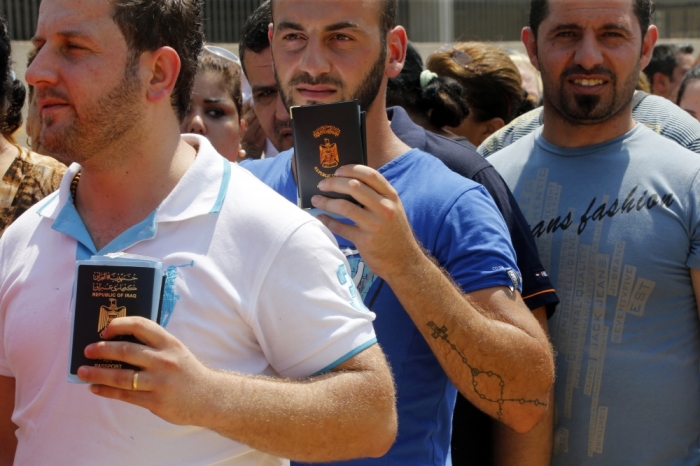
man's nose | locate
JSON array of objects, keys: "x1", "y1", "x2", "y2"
[
  {"x1": 26, "y1": 46, "x2": 59, "y2": 88},
  {"x1": 298, "y1": 37, "x2": 332, "y2": 78},
  {"x1": 274, "y1": 92, "x2": 290, "y2": 121},
  {"x1": 574, "y1": 30, "x2": 605, "y2": 70}
]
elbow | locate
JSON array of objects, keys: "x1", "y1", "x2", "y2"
[
  {"x1": 506, "y1": 351, "x2": 555, "y2": 434},
  {"x1": 364, "y1": 410, "x2": 398, "y2": 457}
]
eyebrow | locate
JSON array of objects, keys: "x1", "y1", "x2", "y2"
[
  {"x1": 203, "y1": 98, "x2": 227, "y2": 104},
  {"x1": 276, "y1": 21, "x2": 305, "y2": 32},
  {"x1": 549, "y1": 22, "x2": 632, "y2": 34},
  {"x1": 31, "y1": 30, "x2": 97, "y2": 45},
  {"x1": 324, "y1": 21, "x2": 361, "y2": 32},
  {"x1": 252, "y1": 85, "x2": 278, "y2": 93},
  {"x1": 275, "y1": 20, "x2": 361, "y2": 33}
]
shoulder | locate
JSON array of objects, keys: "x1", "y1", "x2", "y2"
[
  {"x1": 633, "y1": 94, "x2": 700, "y2": 154},
  {"x1": 16, "y1": 149, "x2": 67, "y2": 191},
  {"x1": 486, "y1": 129, "x2": 540, "y2": 172},
  {"x1": 479, "y1": 107, "x2": 544, "y2": 157},
  {"x1": 422, "y1": 132, "x2": 492, "y2": 179},
  {"x1": 387, "y1": 148, "x2": 484, "y2": 195},
  {"x1": 240, "y1": 151, "x2": 292, "y2": 180},
  {"x1": 221, "y1": 162, "x2": 318, "y2": 240}
]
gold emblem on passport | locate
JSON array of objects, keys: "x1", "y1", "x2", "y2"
[
  {"x1": 320, "y1": 138, "x2": 339, "y2": 168},
  {"x1": 98, "y1": 298, "x2": 127, "y2": 333},
  {"x1": 313, "y1": 125, "x2": 342, "y2": 178}
]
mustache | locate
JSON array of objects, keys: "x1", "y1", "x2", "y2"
[
  {"x1": 35, "y1": 87, "x2": 70, "y2": 102},
  {"x1": 561, "y1": 65, "x2": 615, "y2": 80},
  {"x1": 288, "y1": 72, "x2": 344, "y2": 89},
  {"x1": 274, "y1": 118, "x2": 291, "y2": 133}
]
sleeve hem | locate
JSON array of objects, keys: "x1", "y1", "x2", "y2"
[{"x1": 312, "y1": 338, "x2": 378, "y2": 376}]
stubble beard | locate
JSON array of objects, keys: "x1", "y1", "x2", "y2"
[
  {"x1": 542, "y1": 59, "x2": 639, "y2": 126},
  {"x1": 41, "y1": 59, "x2": 146, "y2": 167},
  {"x1": 275, "y1": 44, "x2": 387, "y2": 113}
]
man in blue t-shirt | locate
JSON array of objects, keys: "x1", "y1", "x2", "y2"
[
  {"x1": 489, "y1": 0, "x2": 700, "y2": 464},
  {"x1": 242, "y1": 1, "x2": 556, "y2": 464}
]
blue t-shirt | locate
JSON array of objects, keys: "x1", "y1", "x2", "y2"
[
  {"x1": 243, "y1": 148, "x2": 520, "y2": 465},
  {"x1": 490, "y1": 125, "x2": 700, "y2": 466}
]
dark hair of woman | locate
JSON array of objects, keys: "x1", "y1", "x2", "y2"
[
  {"x1": 386, "y1": 42, "x2": 469, "y2": 131},
  {"x1": 0, "y1": 17, "x2": 25, "y2": 142},
  {"x1": 427, "y1": 42, "x2": 534, "y2": 125}
]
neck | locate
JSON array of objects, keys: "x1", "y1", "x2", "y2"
[
  {"x1": 540, "y1": 100, "x2": 636, "y2": 148},
  {"x1": 404, "y1": 108, "x2": 456, "y2": 140},
  {"x1": 364, "y1": 101, "x2": 411, "y2": 169},
  {"x1": 74, "y1": 119, "x2": 196, "y2": 251}
]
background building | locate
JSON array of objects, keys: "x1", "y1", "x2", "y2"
[{"x1": 3, "y1": 0, "x2": 699, "y2": 43}]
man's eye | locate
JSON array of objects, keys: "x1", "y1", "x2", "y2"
[
  {"x1": 206, "y1": 109, "x2": 225, "y2": 118},
  {"x1": 332, "y1": 34, "x2": 352, "y2": 41},
  {"x1": 283, "y1": 33, "x2": 303, "y2": 41},
  {"x1": 255, "y1": 90, "x2": 277, "y2": 100}
]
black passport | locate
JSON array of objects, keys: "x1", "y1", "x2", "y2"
[
  {"x1": 67, "y1": 254, "x2": 164, "y2": 383},
  {"x1": 290, "y1": 100, "x2": 367, "y2": 210}
]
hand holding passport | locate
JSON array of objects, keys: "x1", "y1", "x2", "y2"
[{"x1": 290, "y1": 100, "x2": 367, "y2": 210}]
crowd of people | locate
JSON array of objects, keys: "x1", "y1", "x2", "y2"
[{"x1": 1, "y1": 0, "x2": 700, "y2": 465}]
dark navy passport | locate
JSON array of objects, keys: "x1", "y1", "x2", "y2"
[
  {"x1": 290, "y1": 100, "x2": 367, "y2": 210},
  {"x1": 68, "y1": 254, "x2": 164, "y2": 383}
]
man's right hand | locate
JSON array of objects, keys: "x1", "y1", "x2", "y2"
[{"x1": 240, "y1": 101, "x2": 266, "y2": 159}]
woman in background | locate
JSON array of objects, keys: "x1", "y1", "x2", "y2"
[
  {"x1": 180, "y1": 46, "x2": 245, "y2": 162},
  {"x1": 386, "y1": 42, "x2": 471, "y2": 145},
  {"x1": 0, "y1": 17, "x2": 65, "y2": 236},
  {"x1": 427, "y1": 42, "x2": 537, "y2": 148}
]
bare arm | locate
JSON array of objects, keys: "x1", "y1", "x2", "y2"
[
  {"x1": 493, "y1": 306, "x2": 553, "y2": 466},
  {"x1": 0, "y1": 376, "x2": 17, "y2": 466},
  {"x1": 78, "y1": 318, "x2": 397, "y2": 462},
  {"x1": 312, "y1": 165, "x2": 554, "y2": 433}
]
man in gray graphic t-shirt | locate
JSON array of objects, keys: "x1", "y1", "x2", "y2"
[{"x1": 490, "y1": 0, "x2": 700, "y2": 465}]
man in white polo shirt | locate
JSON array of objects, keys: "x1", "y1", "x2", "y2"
[{"x1": 0, "y1": 0, "x2": 396, "y2": 465}]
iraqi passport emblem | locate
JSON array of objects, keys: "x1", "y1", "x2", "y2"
[
  {"x1": 319, "y1": 137, "x2": 340, "y2": 169},
  {"x1": 68, "y1": 254, "x2": 164, "y2": 383},
  {"x1": 98, "y1": 298, "x2": 127, "y2": 333}
]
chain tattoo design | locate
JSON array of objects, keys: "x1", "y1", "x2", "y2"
[{"x1": 427, "y1": 322, "x2": 547, "y2": 418}]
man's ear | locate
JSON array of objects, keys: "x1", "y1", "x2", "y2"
[
  {"x1": 268, "y1": 23, "x2": 274, "y2": 46},
  {"x1": 144, "y1": 46, "x2": 181, "y2": 105},
  {"x1": 385, "y1": 26, "x2": 408, "y2": 79},
  {"x1": 652, "y1": 72, "x2": 670, "y2": 97},
  {"x1": 522, "y1": 27, "x2": 540, "y2": 72},
  {"x1": 640, "y1": 25, "x2": 658, "y2": 72}
]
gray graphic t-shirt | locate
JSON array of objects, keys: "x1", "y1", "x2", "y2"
[{"x1": 490, "y1": 125, "x2": 700, "y2": 466}]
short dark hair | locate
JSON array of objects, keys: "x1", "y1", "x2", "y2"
[
  {"x1": 270, "y1": 0, "x2": 398, "y2": 42},
  {"x1": 239, "y1": 0, "x2": 272, "y2": 75},
  {"x1": 645, "y1": 44, "x2": 690, "y2": 80},
  {"x1": 110, "y1": 0, "x2": 205, "y2": 121},
  {"x1": 676, "y1": 65, "x2": 700, "y2": 105},
  {"x1": 529, "y1": 0, "x2": 655, "y2": 39}
]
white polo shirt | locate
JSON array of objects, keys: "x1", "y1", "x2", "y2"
[{"x1": 0, "y1": 135, "x2": 377, "y2": 466}]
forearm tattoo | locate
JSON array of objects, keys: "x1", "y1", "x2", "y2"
[{"x1": 428, "y1": 321, "x2": 547, "y2": 419}]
